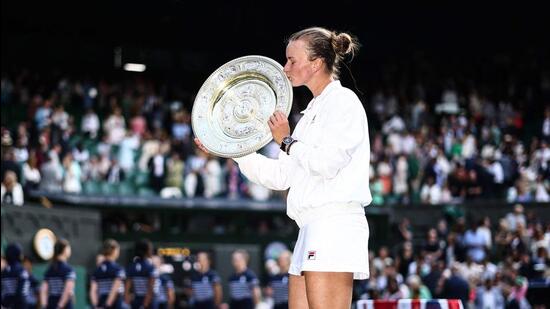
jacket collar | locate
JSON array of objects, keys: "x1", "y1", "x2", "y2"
[{"x1": 300, "y1": 80, "x2": 341, "y2": 114}]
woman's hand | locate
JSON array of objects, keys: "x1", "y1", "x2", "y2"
[
  {"x1": 194, "y1": 138, "x2": 210, "y2": 154},
  {"x1": 268, "y1": 111, "x2": 290, "y2": 145}
]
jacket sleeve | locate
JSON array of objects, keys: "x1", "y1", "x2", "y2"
[
  {"x1": 289, "y1": 98, "x2": 365, "y2": 179},
  {"x1": 233, "y1": 151, "x2": 293, "y2": 191}
]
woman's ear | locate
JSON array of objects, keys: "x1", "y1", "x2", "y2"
[{"x1": 312, "y1": 58, "x2": 323, "y2": 71}]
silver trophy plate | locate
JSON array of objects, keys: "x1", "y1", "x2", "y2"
[{"x1": 192, "y1": 55, "x2": 293, "y2": 158}]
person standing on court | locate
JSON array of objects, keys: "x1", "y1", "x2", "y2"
[
  {"x1": 196, "y1": 26, "x2": 371, "y2": 309},
  {"x1": 41, "y1": 239, "x2": 77, "y2": 309},
  {"x1": 125, "y1": 239, "x2": 159, "y2": 309},
  {"x1": 152, "y1": 255, "x2": 175, "y2": 309},
  {"x1": 23, "y1": 256, "x2": 41, "y2": 309},
  {"x1": 90, "y1": 239, "x2": 126, "y2": 309},
  {"x1": 227, "y1": 249, "x2": 261, "y2": 309},
  {"x1": 187, "y1": 251, "x2": 223, "y2": 309},
  {"x1": 266, "y1": 250, "x2": 292, "y2": 309},
  {"x1": 1, "y1": 243, "x2": 30, "y2": 309}
]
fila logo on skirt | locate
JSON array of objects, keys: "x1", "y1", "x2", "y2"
[{"x1": 307, "y1": 251, "x2": 316, "y2": 260}]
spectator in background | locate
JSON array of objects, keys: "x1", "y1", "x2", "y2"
[
  {"x1": 407, "y1": 251, "x2": 431, "y2": 278},
  {"x1": 422, "y1": 228, "x2": 443, "y2": 261},
  {"x1": 510, "y1": 178, "x2": 534, "y2": 204},
  {"x1": 381, "y1": 275, "x2": 406, "y2": 300},
  {"x1": 382, "y1": 113, "x2": 406, "y2": 135},
  {"x1": 97, "y1": 153, "x2": 112, "y2": 179},
  {"x1": 51, "y1": 104, "x2": 70, "y2": 132},
  {"x1": 61, "y1": 153, "x2": 82, "y2": 193},
  {"x1": 420, "y1": 176, "x2": 442, "y2": 205},
  {"x1": 96, "y1": 135, "x2": 111, "y2": 158},
  {"x1": 228, "y1": 249, "x2": 260, "y2": 309},
  {"x1": 1, "y1": 243, "x2": 30, "y2": 309},
  {"x1": 422, "y1": 259, "x2": 444, "y2": 298},
  {"x1": 104, "y1": 106, "x2": 126, "y2": 145},
  {"x1": 479, "y1": 257, "x2": 498, "y2": 286},
  {"x1": 39, "y1": 152, "x2": 63, "y2": 192},
  {"x1": 372, "y1": 246, "x2": 393, "y2": 276},
  {"x1": 529, "y1": 225, "x2": 548, "y2": 258},
  {"x1": 541, "y1": 106, "x2": 550, "y2": 142},
  {"x1": 1, "y1": 148, "x2": 21, "y2": 183},
  {"x1": 171, "y1": 110, "x2": 191, "y2": 142},
  {"x1": 50, "y1": 104, "x2": 70, "y2": 146},
  {"x1": 14, "y1": 138, "x2": 29, "y2": 164},
  {"x1": 463, "y1": 219, "x2": 490, "y2": 263},
  {"x1": 406, "y1": 274, "x2": 431, "y2": 299},
  {"x1": 71, "y1": 142, "x2": 89, "y2": 164},
  {"x1": 393, "y1": 155, "x2": 409, "y2": 203},
  {"x1": 225, "y1": 159, "x2": 246, "y2": 199},
  {"x1": 396, "y1": 242, "x2": 415, "y2": 279},
  {"x1": 1, "y1": 127, "x2": 13, "y2": 149},
  {"x1": 459, "y1": 255, "x2": 484, "y2": 288},
  {"x1": 437, "y1": 263, "x2": 469, "y2": 307},
  {"x1": 461, "y1": 130, "x2": 477, "y2": 160},
  {"x1": 184, "y1": 149, "x2": 207, "y2": 198},
  {"x1": 442, "y1": 232, "x2": 463, "y2": 267},
  {"x1": 79, "y1": 155, "x2": 98, "y2": 181},
  {"x1": 188, "y1": 251, "x2": 223, "y2": 309},
  {"x1": 139, "y1": 132, "x2": 160, "y2": 171},
  {"x1": 436, "y1": 219, "x2": 449, "y2": 240},
  {"x1": 529, "y1": 247, "x2": 549, "y2": 282},
  {"x1": 534, "y1": 174, "x2": 550, "y2": 202},
  {"x1": 41, "y1": 239, "x2": 76, "y2": 309},
  {"x1": 34, "y1": 99, "x2": 52, "y2": 130},
  {"x1": 90, "y1": 239, "x2": 125, "y2": 309},
  {"x1": 477, "y1": 216, "x2": 493, "y2": 250},
  {"x1": 1, "y1": 170, "x2": 24, "y2": 206},
  {"x1": 448, "y1": 162, "x2": 467, "y2": 199},
  {"x1": 501, "y1": 279, "x2": 520, "y2": 309},
  {"x1": 145, "y1": 97, "x2": 165, "y2": 134},
  {"x1": 106, "y1": 159, "x2": 125, "y2": 185},
  {"x1": 148, "y1": 148, "x2": 167, "y2": 193},
  {"x1": 486, "y1": 154, "x2": 505, "y2": 199},
  {"x1": 377, "y1": 156, "x2": 393, "y2": 197},
  {"x1": 475, "y1": 276, "x2": 504, "y2": 309},
  {"x1": 15, "y1": 123, "x2": 29, "y2": 147},
  {"x1": 118, "y1": 131, "x2": 140, "y2": 172},
  {"x1": 165, "y1": 152, "x2": 184, "y2": 190},
  {"x1": 130, "y1": 111, "x2": 147, "y2": 138},
  {"x1": 395, "y1": 218, "x2": 413, "y2": 243},
  {"x1": 81, "y1": 107, "x2": 100, "y2": 139},
  {"x1": 201, "y1": 155, "x2": 224, "y2": 198},
  {"x1": 506, "y1": 204, "x2": 527, "y2": 232}
]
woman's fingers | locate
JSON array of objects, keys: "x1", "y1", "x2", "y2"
[
  {"x1": 275, "y1": 111, "x2": 286, "y2": 122},
  {"x1": 269, "y1": 111, "x2": 287, "y2": 126},
  {"x1": 193, "y1": 138, "x2": 209, "y2": 153}
]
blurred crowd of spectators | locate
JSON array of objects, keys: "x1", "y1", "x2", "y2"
[
  {"x1": 0, "y1": 71, "x2": 283, "y2": 203},
  {"x1": 356, "y1": 204, "x2": 549, "y2": 308},
  {"x1": 1, "y1": 51, "x2": 550, "y2": 206}
]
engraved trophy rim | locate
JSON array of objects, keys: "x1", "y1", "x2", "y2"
[{"x1": 191, "y1": 55, "x2": 293, "y2": 158}]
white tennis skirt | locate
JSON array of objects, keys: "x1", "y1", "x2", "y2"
[{"x1": 289, "y1": 202, "x2": 370, "y2": 280}]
